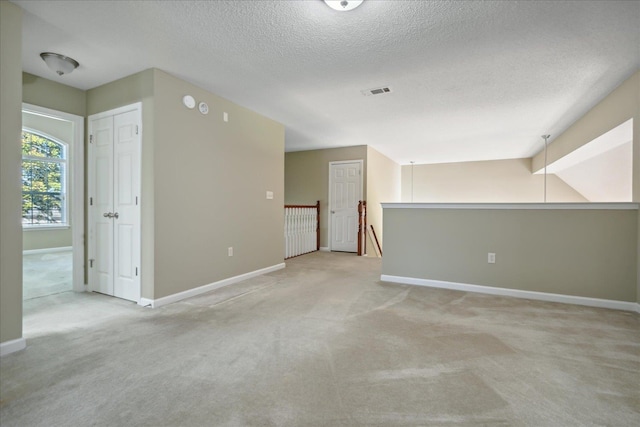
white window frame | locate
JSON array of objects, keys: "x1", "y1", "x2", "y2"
[{"x1": 21, "y1": 127, "x2": 69, "y2": 229}]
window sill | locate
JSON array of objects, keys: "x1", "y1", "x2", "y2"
[{"x1": 23, "y1": 225, "x2": 70, "y2": 231}]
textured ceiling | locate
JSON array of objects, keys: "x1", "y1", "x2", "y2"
[{"x1": 15, "y1": 0, "x2": 640, "y2": 165}]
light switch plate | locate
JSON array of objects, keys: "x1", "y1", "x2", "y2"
[{"x1": 266, "y1": 191, "x2": 274, "y2": 200}]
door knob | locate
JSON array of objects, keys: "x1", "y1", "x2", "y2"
[
  {"x1": 113, "y1": 212, "x2": 119, "y2": 219},
  {"x1": 103, "y1": 212, "x2": 112, "y2": 218},
  {"x1": 331, "y1": 210, "x2": 335, "y2": 214}
]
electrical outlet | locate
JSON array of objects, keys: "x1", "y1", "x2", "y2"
[
  {"x1": 266, "y1": 191, "x2": 274, "y2": 200},
  {"x1": 488, "y1": 252, "x2": 496, "y2": 264},
  {"x1": 228, "y1": 247, "x2": 233, "y2": 257}
]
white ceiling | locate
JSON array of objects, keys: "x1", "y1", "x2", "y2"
[{"x1": 14, "y1": 0, "x2": 640, "y2": 165}]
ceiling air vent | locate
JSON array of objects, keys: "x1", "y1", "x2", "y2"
[{"x1": 361, "y1": 86, "x2": 392, "y2": 96}]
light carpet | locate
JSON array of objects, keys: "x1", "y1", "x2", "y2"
[{"x1": 1, "y1": 252, "x2": 638, "y2": 426}]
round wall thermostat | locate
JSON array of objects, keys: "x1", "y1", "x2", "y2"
[
  {"x1": 182, "y1": 95, "x2": 195, "y2": 109},
  {"x1": 198, "y1": 102, "x2": 209, "y2": 115}
]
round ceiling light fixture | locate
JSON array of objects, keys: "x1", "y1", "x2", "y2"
[
  {"x1": 40, "y1": 52, "x2": 79, "y2": 76},
  {"x1": 323, "y1": 0, "x2": 364, "y2": 12}
]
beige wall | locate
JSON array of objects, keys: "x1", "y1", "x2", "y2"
[
  {"x1": 1, "y1": 0, "x2": 24, "y2": 345},
  {"x1": 23, "y1": 231, "x2": 71, "y2": 252},
  {"x1": 532, "y1": 71, "x2": 640, "y2": 302},
  {"x1": 402, "y1": 158, "x2": 587, "y2": 203},
  {"x1": 285, "y1": 146, "x2": 368, "y2": 248},
  {"x1": 382, "y1": 207, "x2": 638, "y2": 302},
  {"x1": 22, "y1": 72, "x2": 86, "y2": 117},
  {"x1": 86, "y1": 69, "x2": 156, "y2": 297},
  {"x1": 22, "y1": 111, "x2": 74, "y2": 251},
  {"x1": 152, "y1": 70, "x2": 284, "y2": 298},
  {"x1": 366, "y1": 146, "x2": 401, "y2": 251}
]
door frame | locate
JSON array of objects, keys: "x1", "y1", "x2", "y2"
[
  {"x1": 87, "y1": 102, "x2": 142, "y2": 302},
  {"x1": 22, "y1": 103, "x2": 85, "y2": 292},
  {"x1": 328, "y1": 159, "x2": 364, "y2": 252}
]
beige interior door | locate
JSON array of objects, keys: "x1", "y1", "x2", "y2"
[{"x1": 330, "y1": 161, "x2": 362, "y2": 252}]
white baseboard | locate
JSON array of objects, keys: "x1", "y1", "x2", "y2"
[
  {"x1": 138, "y1": 263, "x2": 286, "y2": 308},
  {"x1": 0, "y1": 338, "x2": 26, "y2": 357},
  {"x1": 23, "y1": 246, "x2": 72, "y2": 255},
  {"x1": 319, "y1": 247, "x2": 330, "y2": 252},
  {"x1": 138, "y1": 298, "x2": 154, "y2": 308},
  {"x1": 380, "y1": 275, "x2": 639, "y2": 313}
]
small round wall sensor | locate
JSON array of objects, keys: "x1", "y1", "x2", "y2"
[
  {"x1": 198, "y1": 102, "x2": 209, "y2": 115},
  {"x1": 182, "y1": 95, "x2": 195, "y2": 109}
]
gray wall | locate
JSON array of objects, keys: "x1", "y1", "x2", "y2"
[
  {"x1": 87, "y1": 69, "x2": 284, "y2": 300},
  {"x1": 23, "y1": 72, "x2": 86, "y2": 117},
  {"x1": 152, "y1": 70, "x2": 285, "y2": 299},
  {"x1": 1, "y1": 1, "x2": 24, "y2": 345},
  {"x1": 382, "y1": 206, "x2": 638, "y2": 302},
  {"x1": 531, "y1": 71, "x2": 640, "y2": 303},
  {"x1": 285, "y1": 146, "x2": 368, "y2": 248}
]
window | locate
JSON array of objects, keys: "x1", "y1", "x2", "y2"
[{"x1": 21, "y1": 130, "x2": 68, "y2": 227}]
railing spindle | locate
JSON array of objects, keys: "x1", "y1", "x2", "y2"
[{"x1": 284, "y1": 201, "x2": 321, "y2": 259}]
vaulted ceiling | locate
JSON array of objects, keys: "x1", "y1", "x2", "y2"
[{"x1": 15, "y1": 0, "x2": 640, "y2": 165}]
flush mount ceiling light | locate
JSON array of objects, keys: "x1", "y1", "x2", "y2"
[
  {"x1": 323, "y1": 0, "x2": 364, "y2": 12},
  {"x1": 40, "y1": 52, "x2": 79, "y2": 76}
]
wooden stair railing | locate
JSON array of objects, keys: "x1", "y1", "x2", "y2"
[
  {"x1": 284, "y1": 201, "x2": 320, "y2": 259},
  {"x1": 357, "y1": 200, "x2": 367, "y2": 256}
]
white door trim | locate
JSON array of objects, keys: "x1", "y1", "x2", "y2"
[
  {"x1": 22, "y1": 103, "x2": 85, "y2": 292},
  {"x1": 328, "y1": 159, "x2": 364, "y2": 252}
]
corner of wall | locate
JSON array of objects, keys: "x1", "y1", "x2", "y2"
[
  {"x1": 0, "y1": 0, "x2": 24, "y2": 348},
  {"x1": 86, "y1": 68, "x2": 155, "y2": 116},
  {"x1": 632, "y1": 76, "x2": 640, "y2": 304},
  {"x1": 365, "y1": 146, "x2": 402, "y2": 251}
]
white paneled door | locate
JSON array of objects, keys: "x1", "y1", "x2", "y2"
[
  {"x1": 89, "y1": 105, "x2": 141, "y2": 303},
  {"x1": 330, "y1": 161, "x2": 362, "y2": 252}
]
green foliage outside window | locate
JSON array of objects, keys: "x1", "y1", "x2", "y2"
[{"x1": 22, "y1": 131, "x2": 66, "y2": 225}]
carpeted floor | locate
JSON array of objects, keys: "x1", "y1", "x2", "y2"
[
  {"x1": 1, "y1": 251, "x2": 638, "y2": 426},
  {"x1": 22, "y1": 250, "x2": 72, "y2": 300}
]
